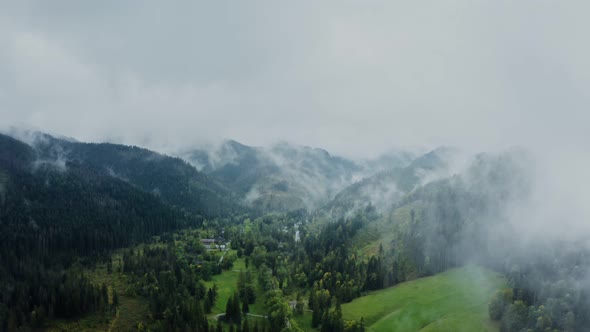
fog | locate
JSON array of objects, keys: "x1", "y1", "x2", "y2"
[
  {"x1": 0, "y1": 1, "x2": 588, "y2": 156},
  {"x1": 1, "y1": 1, "x2": 589, "y2": 236},
  {"x1": 2, "y1": 4, "x2": 590, "y2": 330}
]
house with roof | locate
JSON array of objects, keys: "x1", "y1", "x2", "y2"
[
  {"x1": 201, "y1": 238, "x2": 229, "y2": 251},
  {"x1": 200, "y1": 238, "x2": 216, "y2": 249}
]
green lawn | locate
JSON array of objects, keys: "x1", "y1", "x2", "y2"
[
  {"x1": 204, "y1": 255, "x2": 266, "y2": 316},
  {"x1": 342, "y1": 265, "x2": 505, "y2": 332}
]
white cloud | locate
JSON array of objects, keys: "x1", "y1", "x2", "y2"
[{"x1": 0, "y1": 0, "x2": 588, "y2": 160}]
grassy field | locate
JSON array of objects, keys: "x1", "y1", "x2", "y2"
[
  {"x1": 203, "y1": 255, "x2": 271, "y2": 330},
  {"x1": 203, "y1": 255, "x2": 266, "y2": 316},
  {"x1": 342, "y1": 265, "x2": 505, "y2": 332}
]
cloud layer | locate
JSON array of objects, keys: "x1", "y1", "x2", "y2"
[{"x1": 1, "y1": 1, "x2": 589, "y2": 159}]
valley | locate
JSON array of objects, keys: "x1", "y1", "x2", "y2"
[
  {"x1": 3, "y1": 3, "x2": 588, "y2": 331},
  {"x1": 0, "y1": 132, "x2": 588, "y2": 332}
]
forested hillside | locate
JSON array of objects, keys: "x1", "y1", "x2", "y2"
[
  {"x1": 0, "y1": 133, "x2": 242, "y2": 331},
  {"x1": 179, "y1": 141, "x2": 366, "y2": 213},
  {"x1": 321, "y1": 147, "x2": 454, "y2": 220},
  {"x1": 30, "y1": 133, "x2": 241, "y2": 217},
  {"x1": 0, "y1": 135, "x2": 159, "y2": 329}
]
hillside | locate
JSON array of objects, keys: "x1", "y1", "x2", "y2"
[
  {"x1": 321, "y1": 147, "x2": 456, "y2": 220},
  {"x1": 342, "y1": 266, "x2": 505, "y2": 332},
  {"x1": 179, "y1": 140, "x2": 365, "y2": 213},
  {"x1": 26, "y1": 132, "x2": 242, "y2": 217},
  {"x1": 0, "y1": 133, "x2": 187, "y2": 256},
  {"x1": 0, "y1": 133, "x2": 197, "y2": 330}
]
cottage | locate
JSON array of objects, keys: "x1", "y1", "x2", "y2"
[{"x1": 200, "y1": 238, "x2": 216, "y2": 249}]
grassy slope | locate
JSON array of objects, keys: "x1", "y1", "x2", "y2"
[
  {"x1": 203, "y1": 255, "x2": 271, "y2": 332},
  {"x1": 342, "y1": 265, "x2": 505, "y2": 332},
  {"x1": 203, "y1": 255, "x2": 266, "y2": 316}
]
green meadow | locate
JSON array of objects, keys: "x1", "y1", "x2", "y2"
[
  {"x1": 203, "y1": 255, "x2": 266, "y2": 317},
  {"x1": 342, "y1": 265, "x2": 505, "y2": 332}
]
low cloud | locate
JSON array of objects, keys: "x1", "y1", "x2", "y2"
[
  {"x1": 2, "y1": 1, "x2": 590, "y2": 248},
  {"x1": 0, "y1": 1, "x2": 588, "y2": 159}
]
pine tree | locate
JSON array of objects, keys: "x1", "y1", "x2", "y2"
[
  {"x1": 208, "y1": 287, "x2": 215, "y2": 305},
  {"x1": 204, "y1": 296, "x2": 213, "y2": 313},
  {"x1": 226, "y1": 295, "x2": 234, "y2": 323},
  {"x1": 112, "y1": 289, "x2": 119, "y2": 308},
  {"x1": 101, "y1": 284, "x2": 109, "y2": 307},
  {"x1": 311, "y1": 290, "x2": 321, "y2": 328},
  {"x1": 233, "y1": 292, "x2": 242, "y2": 323},
  {"x1": 242, "y1": 297, "x2": 249, "y2": 315},
  {"x1": 242, "y1": 318, "x2": 250, "y2": 332}
]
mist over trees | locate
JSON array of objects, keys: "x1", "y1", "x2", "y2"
[
  {"x1": 1, "y1": 131, "x2": 589, "y2": 331},
  {"x1": 1, "y1": 1, "x2": 589, "y2": 331}
]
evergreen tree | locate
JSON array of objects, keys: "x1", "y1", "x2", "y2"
[
  {"x1": 242, "y1": 297, "x2": 249, "y2": 315},
  {"x1": 242, "y1": 318, "x2": 250, "y2": 332},
  {"x1": 204, "y1": 296, "x2": 213, "y2": 314},
  {"x1": 112, "y1": 289, "x2": 119, "y2": 308}
]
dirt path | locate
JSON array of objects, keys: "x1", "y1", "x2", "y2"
[
  {"x1": 210, "y1": 313, "x2": 268, "y2": 321},
  {"x1": 107, "y1": 309, "x2": 120, "y2": 332},
  {"x1": 218, "y1": 250, "x2": 228, "y2": 265}
]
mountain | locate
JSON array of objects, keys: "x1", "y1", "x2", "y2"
[
  {"x1": 321, "y1": 147, "x2": 458, "y2": 219},
  {"x1": 0, "y1": 133, "x2": 187, "y2": 256},
  {"x1": 343, "y1": 148, "x2": 532, "y2": 277},
  {"x1": 0, "y1": 132, "x2": 218, "y2": 329},
  {"x1": 178, "y1": 140, "x2": 367, "y2": 212},
  {"x1": 357, "y1": 149, "x2": 415, "y2": 173},
  {"x1": 0, "y1": 131, "x2": 252, "y2": 329},
  {"x1": 27, "y1": 132, "x2": 242, "y2": 217}
]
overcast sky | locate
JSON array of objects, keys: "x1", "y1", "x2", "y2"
[{"x1": 1, "y1": 0, "x2": 589, "y2": 158}]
